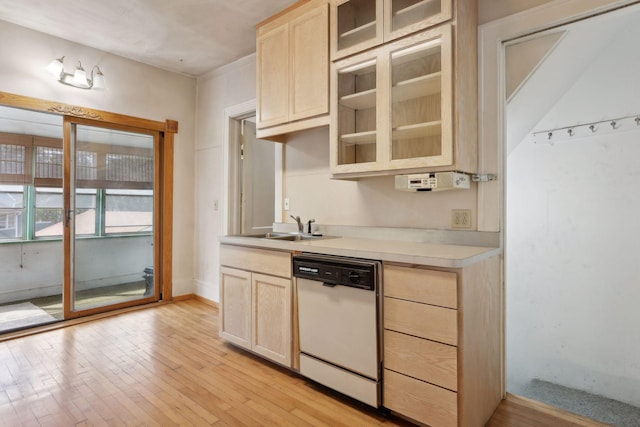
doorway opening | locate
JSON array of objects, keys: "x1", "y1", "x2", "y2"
[
  {"x1": 223, "y1": 102, "x2": 282, "y2": 236},
  {"x1": 503, "y1": 3, "x2": 640, "y2": 425},
  {"x1": 0, "y1": 94, "x2": 175, "y2": 334}
]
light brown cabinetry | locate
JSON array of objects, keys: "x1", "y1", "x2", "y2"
[
  {"x1": 331, "y1": 0, "x2": 452, "y2": 61},
  {"x1": 256, "y1": 0, "x2": 330, "y2": 139},
  {"x1": 219, "y1": 245, "x2": 293, "y2": 367},
  {"x1": 382, "y1": 257, "x2": 502, "y2": 427},
  {"x1": 330, "y1": 0, "x2": 476, "y2": 178}
]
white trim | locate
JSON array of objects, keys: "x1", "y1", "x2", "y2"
[
  {"x1": 222, "y1": 99, "x2": 284, "y2": 235},
  {"x1": 477, "y1": 0, "x2": 638, "y2": 233},
  {"x1": 223, "y1": 99, "x2": 256, "y2": 236},
  {"x1": 478, "y1": 0, "x2": 640, "y2": 401}
]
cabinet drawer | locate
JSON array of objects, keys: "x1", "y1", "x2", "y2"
[
  {"x1": 220, "y1": 245, "x2": 292, "y2": 278},
  {"x1": 384, "y1": 369, "x2": 457, "y2": 427},
  {"x1": 384, "y1": 297, "x2": 457, "y2": 346},
  {"x1": 384, "y1": 264, "x2": 457, "y2": 308},
  {"x1": 384, "y1": 330, "x2": 457, "y2": 391}
]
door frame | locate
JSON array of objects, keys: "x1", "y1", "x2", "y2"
[
  {"x1": 477, "y1": 0, "x2": 639, "y2": 398},
  {"x1": 222, "y1": 99, "x2": 283, "y2": 236},
  {"x1": 62, "y1": 116, "x2": 163, "y2": 319},
  {"x1": 0, "y1": 91, "x2": 177, "y2": 316}
]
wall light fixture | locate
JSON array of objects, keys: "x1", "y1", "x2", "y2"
[{"x1": 46, "y1": 56, "x2": 106, "y2": 90}]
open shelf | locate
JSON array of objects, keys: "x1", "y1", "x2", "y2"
[
  {"x1": 392, "y1": 0, "x2": 441, "y2": 30},
  {"x1": 339, "y1": 20, "x2": 376, "y2": 39},
  {"x1": 340, "y1": 130, "x2": 377, "y2": 145},
  {"x1": 339, "y1": 89, "x2": 377, "y2": 110},
  {"x1": 339, "y1": 21, "x2": 376, "y2": 49},
  {"x1": 392, "y1": 121, "x2": 441, "y2": 139},
  {"x1": 392, "y1": 72, "x2": 441, "y2": 103}
]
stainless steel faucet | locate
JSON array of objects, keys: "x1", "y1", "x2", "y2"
[{"x1": 290, "y1": 215, "x2": 303, "y2": 233}]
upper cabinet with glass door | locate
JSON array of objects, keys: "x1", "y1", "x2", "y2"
[
  {"x1": 331, "y1": 0, "x2": 478, "y2": 177},
  {"x1": 331, "y1": 0, "x2": 452, "y2": 60},
  {"x1": 331, "y1": 52, "x2": 381, "y2": 174}
]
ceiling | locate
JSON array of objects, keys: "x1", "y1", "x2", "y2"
[{"x1": 0, "y1": 0, "x2": 296, "y2": 77}]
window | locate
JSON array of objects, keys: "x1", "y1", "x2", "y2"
[
  {"x1": 0, "y1": 130, "x2": 154, "y2": 242},
  {"x1": 105, "y1": 189, "x2": 153, "y2": 234},
  {"x1": 0, "y1": 185, "x2": 25, "y2": 240}
]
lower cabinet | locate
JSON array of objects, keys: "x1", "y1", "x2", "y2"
[
  {"x1": 219, "y1": 245, "x2": 293, "y2": 368},
  {"x1": 382, "y1": 257, "x2": 502, "y2": 427}
]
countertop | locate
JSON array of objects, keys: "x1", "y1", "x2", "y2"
[{"x1": 219, "y1": 234, "x2": 501, "y2": 268}]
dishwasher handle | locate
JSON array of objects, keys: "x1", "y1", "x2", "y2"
[{"x1": 322, "y1": 282, "x2": 337, "y2": 288}]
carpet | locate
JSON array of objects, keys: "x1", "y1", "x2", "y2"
[
  {"x1": 522, "y1": 379, "x2": 640, "y2": 427},
  {"x1": 0, "y1": 302, "x2": 58, "y2": 332}
]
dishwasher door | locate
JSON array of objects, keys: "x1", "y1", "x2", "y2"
[{"x1": 297, "y1": 277, "x2": 379, "y2": 379}]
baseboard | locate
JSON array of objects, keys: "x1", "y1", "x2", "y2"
[
  {"x1": 506, "y1": 393, "x2": 613, "y2": 426},
  {"x1": 172, "y1": 293, "x2": 219, "y2": 309},
  {"x1": 172, "y1": 293, "x2": 196, "y2": 302},
  {"x1": 193, "y1": 294, "x2": 219, "y2": 309}
]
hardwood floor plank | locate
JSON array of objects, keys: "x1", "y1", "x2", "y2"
[{"x1": 0, "y1": 300, "x2": 610, "y2": 427}]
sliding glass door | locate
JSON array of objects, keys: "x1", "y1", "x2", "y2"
[
  {"x1": 65, "y1": 120, "x2": 159, "y2": 317},
  {"x1": 0, "y1": 93, "x2": 173, "y2": 332},
  {"x1": 0, "y1": 106, "x2": 65, "y2": 332}
]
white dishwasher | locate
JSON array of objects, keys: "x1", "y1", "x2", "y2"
[{"x1": 293, "y1": 253, "x2": 382, "y2": 407}]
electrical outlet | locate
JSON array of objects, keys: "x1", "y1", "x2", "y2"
[
  {"x1": 284, "y1": 198, "x2": 290, "y2": 211},
  {"x1": 452, "y1": 209, "x2": 472, "y2": 229}
]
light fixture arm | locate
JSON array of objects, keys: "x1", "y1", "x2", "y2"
[{"x1": 47, "y1": 56, "x2": 106, "y2": 90}]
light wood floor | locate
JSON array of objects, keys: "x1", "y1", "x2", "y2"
[{"x1": 0, "y1": 300, "x2": 608, "y2": 426}]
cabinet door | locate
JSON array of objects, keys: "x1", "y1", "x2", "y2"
[
  {"x1": 332, "y1": 0, "x2": 384, "y2": 60},
  {"x1": 384, "y1": 0, "x2": 452, "y2": 42},
  {"x1": 290, "y1": 2, "x2": 329, "y2": 122},
  {"x1": 220, "y1": 267, "x2": 252, "y2": 349},
  {"x1": 257, "y1": 23, "x2": 290, "y2": 128},
  {"x1": 330, "y1": 50, "x2": 384, "y2": 174},
  {"x1": 386, "y1": 25, "x2": 453, "y2": 170},
  {"x1": 251, "y1": 273, "x2": 292, "y2": 366}
]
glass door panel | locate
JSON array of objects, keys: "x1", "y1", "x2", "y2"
[
  {"x1": 70, "y1": 123, "x2": 156, "y2": 314},
  {"x1": 334, "y1": 0, "x2": 382, "y2": 60},
  {"x1": 390, "y1": 36, "x2": 444, "y2": 161},
  {"x1": 0, "y1": 106, "x2": 63, "y2": 332},
  {"x1": 336, "y1": 56, "x2": 378, "y2": 168},
  {"x1": 386, "y1": 0, "x2": 451, "y2": 41}
]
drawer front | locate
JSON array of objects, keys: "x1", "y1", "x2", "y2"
[
  {"x1": 220, "y1": 245, "x2": 292, "y2": 278},
  {"x1": 384, "y1": 330, "x2": 457, "y2": 391},
  {"x1": 384, "y1": 264, "x2": 457, "y2": 309},
  {"x1": 384, "y1": 297, "x2": 457, "y2": 346},
  {"x1": 384, "y1": 369, "x2": 457, "y2": 427}
]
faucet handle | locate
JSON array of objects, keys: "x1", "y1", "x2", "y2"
[{"x1": 306, "y1": 219, "x2": 315, "y2": 234}]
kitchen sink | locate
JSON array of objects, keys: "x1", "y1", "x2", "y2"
[{"x1": 234, "y1": 232, "x2": 336, "y2": 241}]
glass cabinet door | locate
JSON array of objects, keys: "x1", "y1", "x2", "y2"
[
  {"x1": 385, "y1": 0, "x2": 452, "y2": 42},
  {"x1": 388, "y1": 26, "x2": 452, "y2": 168},
  {"x1": 333, "y1": 0, "x2": 383, "y2": 60},
  {"x1": 332, "y1": 54, "x2": 380, "y2": 173}
]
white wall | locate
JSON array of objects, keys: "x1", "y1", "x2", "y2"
[
  {"x1": 284, "y1": 127, "x2": 477, "y2": 229},
  {"x1": 194, "y1": 54, "x2": 256, "y2": 302},
  {"x1": 0, "y1": 236, "x2": 153, "y2": 303},
  {"x1": 0, "y1": 20, "x2": 197, "y2": 296},
  {"x1": 506, "y1": 9, "x2": 640, "y2": 405},
  {"x1": 193, "y1": 53, "x2": 481, "y2": 303}
]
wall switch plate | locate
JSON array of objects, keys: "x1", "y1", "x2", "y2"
[
  {"x1": 284, "y1": 198, "x2": 290, "y2": 211},
  {"x1": 452, "y1": 209, "x2": 472, "y2": 229}
]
